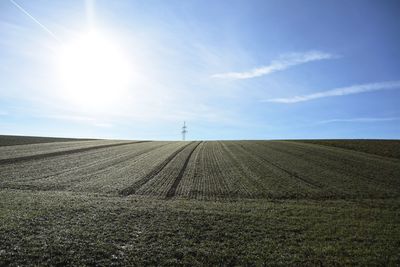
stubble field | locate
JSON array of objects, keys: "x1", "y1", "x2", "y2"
[{"x1": 0, "y1": 136, "x2": 399, "y2": 265}]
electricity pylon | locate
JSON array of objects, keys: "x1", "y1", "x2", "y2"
[{"x1": 182, "y1": 121, "x2": 187, "y2": 141}]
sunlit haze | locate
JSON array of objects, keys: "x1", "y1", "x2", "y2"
[
  {"x1": 57, "y1": 30, "x2": 132, "y2": 110},
  {"x1": 0, "y1": 0, "x2": 399, "y2": 140}
]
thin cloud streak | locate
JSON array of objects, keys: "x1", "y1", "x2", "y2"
[
  {"x1": 265, "y1": 81, "x2": 400, "y2": 103},
  {"x1": 9, "y1": 0, "x2": 61, "y2": 43},
  {"x1": 317, "y1": 117, "x2": 400, "y2": 124},
  {"x1": 212, "y1": 51, "x2": 335, "y2": 79}
]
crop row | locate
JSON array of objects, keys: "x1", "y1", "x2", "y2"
[
  {"x1": 125, "y1": 141, "x2": 202, "y2": 197},
  {"x1": 2, "y1": 140, "x2": 399, "y2": 200},
  {"x1": 0, "y1": 142, "x2": 170, "y2": 191},
  {"x1": 236, "y1": 141, "x2": 400, "y2": 199},
  {"x1": 0, "y1": 139, "x2": 134, "y2": 162},
  {"x1": 138, "y1": 141, "x2": 400, "y2": 200}
]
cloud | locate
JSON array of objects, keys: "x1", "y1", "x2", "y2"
[
  {"x1": 317, "y1": 117, "x2": 400, "y2": 124},
  {"x1": 9, "y1": 0, "x2": 61, "y2": 43},
  {"x1": 265, "y1": 80, "x2": 400, "y2": 103},
  {"x1": 212, "y1": 51, "x2": 335, "y2": 79}
]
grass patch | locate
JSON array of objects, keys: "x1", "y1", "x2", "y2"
[{"x1": 0, "y1": 190, "x2": 399, "y2": 266}]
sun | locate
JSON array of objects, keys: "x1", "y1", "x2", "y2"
[{"x1": 57, "y1": 31, "x2": 132, "y2": 110}]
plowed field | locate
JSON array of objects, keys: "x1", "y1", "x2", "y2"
[{"x1": 1, "y1": 137, "x2": 399, "y2": 265}]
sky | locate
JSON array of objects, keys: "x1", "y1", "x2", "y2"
[{"x1": 0, "y1": 0, "x2": 400, "y2": 140}]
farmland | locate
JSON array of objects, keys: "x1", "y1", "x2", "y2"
[
  {"x1": 1, "y1": 136, "x2": 400, "y2": 265},
  {"x1": 0, "y1": 135, "x2": 95, "y2": 147}
]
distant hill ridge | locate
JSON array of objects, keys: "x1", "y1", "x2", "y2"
[{"x1": 0, "y1": 135, "x2": 95, "y2": 147}]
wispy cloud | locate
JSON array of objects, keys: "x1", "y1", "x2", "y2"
[
  {"x1": 265, "y1": 81, "x2": 400, "y2": 103},
  {"x1": 317, "y1": 117, "x2": 400, "y2": 124},
  {"x1": 212, "y1": 51, "x2": 335, "y2": 79},
  {"x1": 9, "y1": 0, "x2": 61, "y2": 43}
]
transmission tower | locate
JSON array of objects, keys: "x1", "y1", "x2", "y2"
[{"x1": 182, "y1": 121, "x2": 187, "y2": 141}]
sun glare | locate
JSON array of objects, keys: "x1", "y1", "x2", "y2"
[{"x1": 57, "y1": 31, "x2": 132, "y2": 110}]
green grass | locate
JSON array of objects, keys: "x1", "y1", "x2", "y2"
[
  {"x1": 1, "y1": 190, "x2": 399, "y2": 266},
  {"x1": 0, "y1": 137, "x2": 399, "y2": 265}
]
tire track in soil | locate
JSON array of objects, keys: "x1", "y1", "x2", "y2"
[
  {"x1": 0, "y1": 143, "x2": 171, "y2": 192},
  {"x1": 262, "y1": 142, "x2": 400, "y2": 198},
  {"x1": 188, "y1": 142, "x2": 206, "y2": 199},
  {"x1": 0, "y1": 141, "x2": 149, "y2": 165},
  {"x1": 214, "y1": 141, "x2": 253, "y2": 199},
  {"x1": 219, "y1": 142, "x2": 268, "y2": 197},
  {"x1": 238, "y1": 143, "x2": 323, "y2": 189},
  {"x1": 271, "y1": 141, "x2": 400, "y2": 188},
  {"x1": 27, "y1": 142, "x2": 169, "y2": 182},
  {"x1": 165, "y1": 141, "x2": 202, "y2": 198},
  {"x1": 120, "y1": 142, "x2": 194, "y2": 196}
]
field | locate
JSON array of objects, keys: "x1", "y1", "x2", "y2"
[
  {"x1": 0, "y1": 135, "x2": 95, "y2": 147},
  {"x1": 0, "y1": 136, "x2": 399, "y2": 265},
  {"x1": 293, "y1": 139, "x2": 400, "y2": 160}
]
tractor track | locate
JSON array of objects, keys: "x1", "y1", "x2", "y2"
[
  {"x1": 270, "y1": 141, "x2": 397, "y2": 187},
  {"x1": 21, "y1": 142, "x2": 169, "y2": 183},
  {"x1": 120, "y1": 142, "x2": 194, "y2": 196},
  {"x1": 238, "y1": 143, "x2": 323, "y2": 189},
  {"x1": 165, "y1": 141, "x2": 202, "y2": 198},
  {"x1": 0, "y1": 141, "x2": 149, "y2": 165},
  {"x1": 0, "y1": 143, "x2": 171, "y2": 192},
  {"x1": 219, "y1": 142, "x2": 268, "y2": 196}
]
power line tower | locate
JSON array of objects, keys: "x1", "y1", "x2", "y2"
[{"x1": 182, "y1": 121, "x2": 187, "y2": 141}]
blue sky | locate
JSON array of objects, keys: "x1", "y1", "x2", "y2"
[{"x1": 0, "y1": 0, "x2": 400, "y2": 140}]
